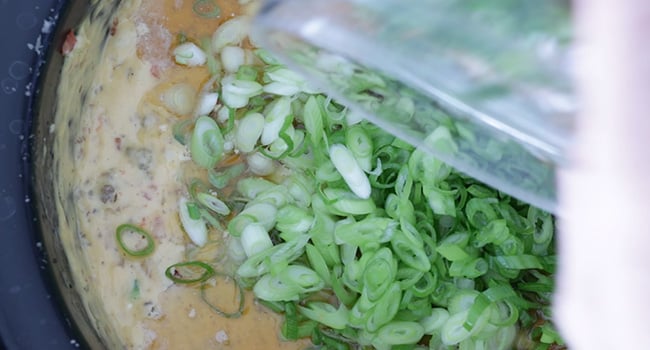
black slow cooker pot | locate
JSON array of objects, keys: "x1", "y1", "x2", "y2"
[{"x1": 0, "y1": 0, "x2": 104, "y2": 348}]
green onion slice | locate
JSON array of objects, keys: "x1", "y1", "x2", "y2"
[
  {"x1": 193, "y1": 0, "x2": 221, "y2": 18},
  {"x1": 165, "y1": 261, "x2": 216, "y2": 284},
  {"x1": 200, "y1": 275, "x2": 244, "y2": 318},
  {"x1": 190, "y1": 116, "x2": 224, "y2": 169},
  {"x1": 196, "y1": 192, "x2": 230, "y2": 215},
  {"x1": 115, "y1": 223, "x2": 155, "y2": 257},
  {"x1": 376, "y1": 321, "x2": 425, "y2": 346},
  {"x1": 298, "y1": 302, "x2": 349, "y2": 330}
]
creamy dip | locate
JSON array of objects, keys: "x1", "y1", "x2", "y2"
[{"x1": 52, "y1": 0, "x2": 305, "y2": 348}]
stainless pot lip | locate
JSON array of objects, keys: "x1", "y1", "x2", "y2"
[{"x1": 0, "y1": 0, "x2": 86, "y2": 348}]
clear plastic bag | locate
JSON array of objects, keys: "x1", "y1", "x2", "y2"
[{"x1": 252, "y1": 0, "x2": 574, "y2": 213}]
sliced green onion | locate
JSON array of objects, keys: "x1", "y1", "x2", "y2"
[
  {"x1": 240, "y1": 223, "x2": 273, "y2": 257},
  {"x1": 266, "y1": 67, "x2": 305, "y2": 86},
  {"x1": 190, "y1": 116, "x2": 224, "y2": 169},
  {"x1": 322, "y1": 188, "x2": 376, "y2": 216},
  {"x1": 253, "y1": 48, "x2": 281, "y2": 65},
  {"x1": 235, "y1": 112, "x2": 265, "y2": 153},
  {"x1": 396, "y1": 267, "x2": 425, "y2": 290},
  {"x1": 330, "y1": 144, "x2": 371, "y2": 199},
  {"x1": 363, "y1": 247, "x2": 397, "y2": 301},
  {"x1": 195, "y1": 92, "x2": 219, "y2": 116},
  {"x1": 279, "y1": 265, "x2": 325, "y2": 293},
  {"x1": 228, "y1": 236, "x2": 247, "y2": 262},
  {"x1": 172, "y1": 118, "x2": 194, "y2": 145},
  {"x1": 419, "y1": 308, "x2": 450, "y2": 335},
  {"x1": 173, "y1": 42, "x2": 207, "y2": 66},
  {"x1": 227, "y1": 213, "x2": 256, "y2": 237},
  {"x1": 200, "y1": 276, "x2": 245, "y2": 318},
  {"x1": 305, "y1": 243, "x2": 332, "y2": 285},
  {"x1": 239, "y1": 202, "x2": 277, "y2": 231},
  {"x1": 489, "y1": 300, "x2": 519, "y2": 327},
  {"x1": 253, "y1": 273, "x2": 301, "y2": 301},
  {"x1": 298, "y1": 302, "x2": 349, "y2": 330},
  {"x1": 247, "y1": 152, "x2": 276, "y2": 176},
  {"x1": 465, "y1": 198, "x2": 498, "y2": 228},
  {"x1": 346, "y1": 125, "x2": 373, "y2": 172},
  {"x1": 129, "y1": 279, "x2": 140, "y2": 300},
  {"x1": 410, "y1": 271, "x2": 438, "y2": 298},
  {"x1": 330, "y1": 265, "x2": 357, "y2": 306},
  {"x1": 236, "y1": 177, "x2": 276, "y2": 199},
  {"x1": 282, "y1": 302, "x2": 299, "y2": 340},
  {"x1": 193, "y1": 0, "x2": 221, "y2": 18},
  {"x1": 263, "y1": 81, "x2": 301, "y2": 96},
  {"x1": 236, "y1": 244, "x2": 280, "y2": 278},
  {"x1": 115, "y1": 224, "x2": 155, "y2": 257},
  {"x1": 178, "y1": 197, "x2": 208, "y2": 247},
  {"x1": 258, "y1": 299, "x2": 286, "y2": 313},
  {"x1": 448, "y1": 258, "x2": 488, "y2": 278},
  {"x1": 196, "y1": 192, "x2": 230, "y2": 215},
  {"x1": 211, "y1": 16, "x2": 249, "y2": 52},
  {"x1": 391, "y1": 230, "x2": 431, "y2": 272},
  {"x1": 366, "y1": 282, "x2": 401, "y2": 332},
  {"x1": 424, "y1": 186, "x2": 457, "y2": 217},
  {"x1": 221, "y1": 75, "x2": 263, "y2": 108},
  {"x1": 263, "y1": 67, "x2": 305, "y2": 95},
  {"x1": 276, "y1": 205, "x2": 314, "y2": 236},
  {"x1": 165, "y1": 261, "x2": 215, "y2": 284},
  {"x1": 236, "y1": 64, "x2": 259, "y2": 81},
  {"x1": 441, "y1": 311, "x2": 472, "y2": 345},
  {"x1": 491, "y1": 255, "x2": 543, "y2": 270},
  {"x1": 268, "y1": 234, "x2": 311, "y2": 268},
  {"x1": 334, "y1": 217, "x2": 396, "y2": 249},
  {"x1": 473, "y1": 219, "x2": 510, "y2": 248},
  {"x1": 255, "y1": 186, "x2": 292, "y2": 208},
  {"x1": 221, "y1": 45, "x2": 245, "y2": 73},
  {"x1": 436, "y1": 232, "x2": 471, "y2": 261},
  {"x1": 187, "y1": 201, "x2": 201, "y2": 220},
  {"x1": 316, "y1": 160, "x2": 342, "y2": 183},
  {"x1": 462, "y1": 293, "x2": 491, "y2": 332},
  {"x1": 261, "y1": 97, "x2": 291, "y2": 145},
  {"x1": 303, "y1": 95, "x2": 324, "y2": 146},
  {"x1": 376, "y1": 321, "x2": 425, "y2": 346},
  {"x1": 162, "y1": 83, "x2": 197, "y2": 116}
]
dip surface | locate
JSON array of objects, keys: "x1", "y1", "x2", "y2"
[{"x1": 53, "y1": 0, "x2": 304, "y2": 348}]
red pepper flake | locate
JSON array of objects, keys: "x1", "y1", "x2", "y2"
[
  {"x1": 114, "y1": 137, "x2": 122, "y2": 150},
  {"x1": 109, "y1": 18, "x2": 119, "y2": 36},
  {"x1": 61, "y1": 30, "x2": 77, "y2": 56}
]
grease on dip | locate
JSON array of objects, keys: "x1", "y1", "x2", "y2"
[{"x1": 53, "y1": 0, "x2": 305, "y2": 348}]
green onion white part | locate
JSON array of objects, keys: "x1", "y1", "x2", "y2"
[
  {"x1": 190, "y1": 115, "x2": 224, "y2": 169},
  {"x1": 173, "y1": 42, "x2": 207, "y2": 66},
  {"x1": 240, "y1": 223, "x2": 273, "y2": 257},
  {"x1": 178, "y1": 197, "x2": 207, "y2": 247},
  {"x1": 161, "y1": 83, "x2": 196, "y2": 115},
  {"x1": 195, "y1": 92, "x2": 219, "y2": 116},
  {"x1": 261, "y1": 97, "x2": 291, "y2": 145},
  {"x1": 221, "y1": 45, "x2": 245, "y2": 73},
  {"x1": 235, "y1": 112, "x2": 265, "y2": 153},
  {"x1": 329, "y1": 144, "x2": 372, "y2": 199},
  {"x1": 221, "y1": 75, "x2": 262, "y2": 108},
  {"x1": 246, "y1": 152, "x2": 275, "y2": 176},
  {"x1": 211, "y1": 16, "x2": 249, "y2": 52}
]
